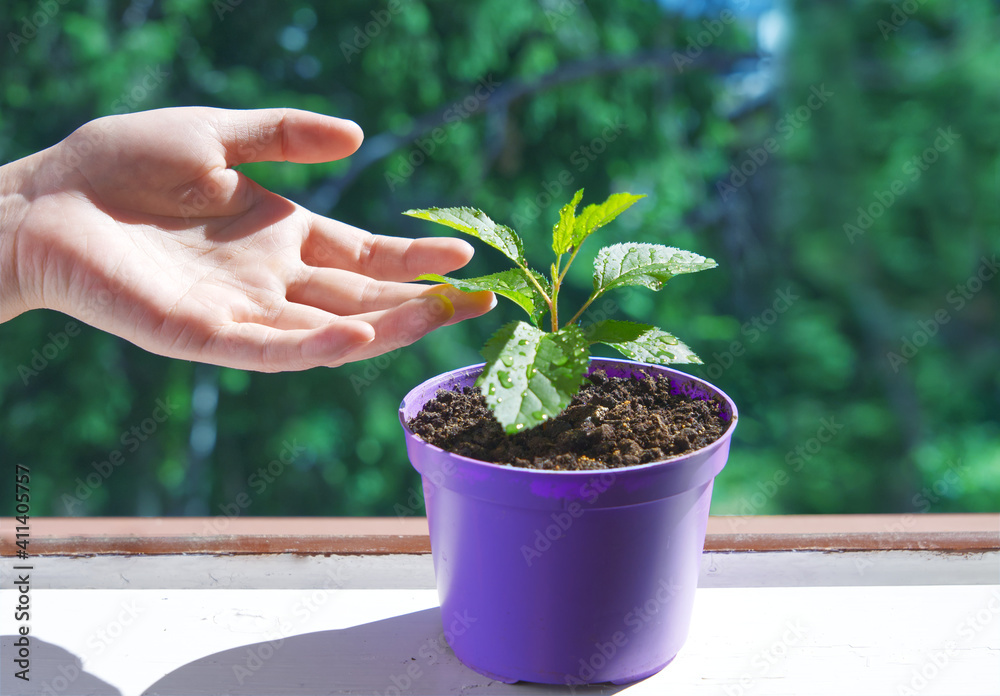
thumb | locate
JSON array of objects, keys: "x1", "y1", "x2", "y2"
[{"x1": 212, "y1": 108, "x2": 364, "y2": 167}]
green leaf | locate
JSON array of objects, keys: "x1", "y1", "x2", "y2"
[
  {"x1": 552, "y1": 188, "x2": 585, "y2": 254},
  {"x1": 586, "y1": 319, "x2": 702, "y2": 364},
  {"x1": 417, "y1": 269, "x2": 549, "y2": 327},
  {"x1": 477, "y1": 321, "x2": 590, "y2": 434},
  {"x1": 593, "y1": 242, "x2": 717, "y2": 294},
  {"x1": 571, "y1": 192, "x2": 645, "y2": 249},
  {"x1": 403, "y1": 207, "x2": 525, "y2": 265}
]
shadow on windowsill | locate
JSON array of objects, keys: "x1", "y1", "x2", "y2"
[
  {"x1": 3, "y1": 608, "x2": 633, "y2": 695},
  {"x1": 0, "y1": 636, "x2": 121, "y2": 695},
  {"x1": 141, "y1": 607, "x2": 629, "y2": 695}
]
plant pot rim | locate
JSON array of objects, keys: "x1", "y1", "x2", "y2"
[{"x1": 399, "y1": 356, "x2": 738, "y2": 478}]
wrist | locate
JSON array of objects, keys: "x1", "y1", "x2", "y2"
[{"x1": 0, "y1": 155, "x2": 39, "y2": 322}]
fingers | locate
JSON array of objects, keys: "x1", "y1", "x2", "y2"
[
  {"x1": 303, "y1": 218, "x2": 475, "y2": 281},
  {"x1": 188, "y1": 283, "x2": 494, "y2": 371},
  {"x1": 329, "y1": 294, "x2": 456, "y2": 365},
  {"x1": 212, "y1": 108, "x2": 364, "y2": 167},
  {"x1": 207, "y1": 320, "x2": 375, "y2": 372},
  {"x1": 267, "y1": 301, "x2": 343, "y2": 330},
  {"x1": 436, "y1": 287, "x2": 496, "y2": 327},
  {"x1": 286, "y1": 264, "x2": 494, "y2": 318},
  {"x1": 287, "y1": 268, "x2": 413, "y2": 314},
  {"x1": 330, "y1": 288, "x2": 496, "y2": 365}
]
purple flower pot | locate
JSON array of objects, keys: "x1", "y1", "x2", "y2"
[{"x1": 398, "y1": 358, "x2": 738, "y2": 685}]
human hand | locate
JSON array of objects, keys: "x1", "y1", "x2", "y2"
[{"x1": 0, "y1": 107, "x2": 494, "y2": 371}]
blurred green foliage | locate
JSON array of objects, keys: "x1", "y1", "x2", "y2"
[{"x1": 0, "y1": 0, "x2": 996, "y2": 518}]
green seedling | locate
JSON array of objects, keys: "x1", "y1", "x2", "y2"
[{"x1": 404, "y1": 190, "x2": 717, "y2": 434}]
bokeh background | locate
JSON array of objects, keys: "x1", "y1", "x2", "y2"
[{"x1": 1, "y1": 0, "x2": 997, "y2": 518}]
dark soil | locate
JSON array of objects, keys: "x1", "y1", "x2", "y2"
[{"x1": 407, "y1": 370, "x2": 728, "y2": 470}]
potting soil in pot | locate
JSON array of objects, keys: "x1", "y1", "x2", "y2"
[{"x1": 407, "y1": 370, "x2": 726, "y2": 470}]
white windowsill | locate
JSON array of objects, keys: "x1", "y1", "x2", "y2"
[
  {"x1": 1, "y1": 584, "x2": 998, "y2": 695},
  {"x1": 1, "y1": 515, "x2": 997, "y2": 695}
]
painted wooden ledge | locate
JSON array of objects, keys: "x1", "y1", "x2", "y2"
[{"x1": 1, "y1": 514, "x2": 996, "y2": 557}]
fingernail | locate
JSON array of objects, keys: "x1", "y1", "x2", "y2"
[
  {"x1": 419, "y1": 293, "x2": 455, "y2": 323},
  {"x1": 426, "y1": 284, "x2": 495, "y2": 314},
  {"x1": 452, "y1": 289, "x2": 495, "y2": 315}
]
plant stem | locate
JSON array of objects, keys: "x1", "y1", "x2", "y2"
[
  {"x1": 517, "y1": 261, "x2": 553, "y2": 308},
  {"x1": 557, "y1": 245, "x2": 583, "y2": 287},
  {"x1": 564, "y1": 290, "x2": 603, "y2": 328},
  {"x1": 550, "y1": 257, "x2": 562, "y2": 331},
  {"x1": 556, "y1": 244, "x2": 593, "y2": 328},
  {"x1": 550, "y1": 285, "x2": 559, "y2": 332}
]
